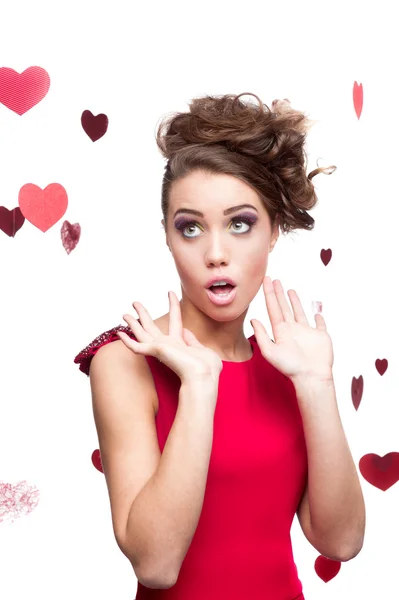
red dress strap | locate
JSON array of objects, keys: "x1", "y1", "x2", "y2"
[{"x1": 73, "y1": 325, "x2": 137, "y2": 376}]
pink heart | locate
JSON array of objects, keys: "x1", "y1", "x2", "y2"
[
  {"x1": 0, "y1": 66, "x2": 50, "y2": 115},
  {"x1": 353, "y1": 82, "x2": 363, "y2": 120},
  {"x1": 18, "y1": 183, "x2": 68, "y2": 232},
  {"x1": 0, "y1": 480, "x2": 40, "y2": 524}
]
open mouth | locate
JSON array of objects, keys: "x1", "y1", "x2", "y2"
[{"x1": 208, "y1": 283, "x2": 236, "y2": 295}]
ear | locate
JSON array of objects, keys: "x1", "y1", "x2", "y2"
[
  {"x1": 270, "y1": 221, "x2": 280, "y2": 252},
  {"x1": 162, "y1": 220, "x2": 171, "y2": 252}
]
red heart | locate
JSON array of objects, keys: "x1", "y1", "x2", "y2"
[
  {"x1": 359, "y1": 452, "x2": 399, "y2": 491},
  {"x1": 81, "y1": 110, "x2": 109, "y2": 141},
  {"x1": 61, "y1": 220, "x2": 81, "y2": 254},
  {"x1": 0, "y1": 480, "x2": 40, "y2": 524},
  {"x1": 353, "y1": 82, "x2": 363, "y2": 120},
  {"x1": 314, "y1": 555, "x2": 341, "y2": 582},
  {"x1": 0, "y1": 66, "x2": 50, "y2": 115},
  {"x1": 351, "y1": 375, "x2": 363, "y2": 411},
  {"x1": 92, "y1": 449, "x2": 103, "y2": 473},
  {"x1": 18, "y1": 183, "x2": 68, "y2": 232},
  {"x1": 0, "y1": 206, "x2": 25, "y2": 237},
  {"x1": 320, "y1": 248, "x2": 332, "y2": 266},
  {"x1": 375, "y1": 358, "x2": 388, "y2": 375}
]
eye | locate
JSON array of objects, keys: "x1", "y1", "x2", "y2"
[{"x1": 174, "y1": 215, "x2": 257, "y2": 239}]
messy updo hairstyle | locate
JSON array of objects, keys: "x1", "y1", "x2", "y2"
[{"x1": 155, "y1": 92, "x2": 336, "y2": 235}]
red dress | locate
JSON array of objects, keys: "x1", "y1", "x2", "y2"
[{"x1": 75, "y1": 325, "x2": 308, "y2": 600}]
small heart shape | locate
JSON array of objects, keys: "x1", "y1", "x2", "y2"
[
  {"x1": 320, "y1": 248, "x2": 332, "y2": 266},
  {"x1": 375, "y1": 358, "x2": 388, "y2": 376},
  {"x1": 92, "y1": 449, "x2": 103, "y2": 473},
  {"x1": 0, "y1": 206, "x2": 25, "y2": 237},
  {"x1": 359, "y1": 452, "x2": 399, "y2": 491},
  {"x1": 18, "y1": 183, "x2": 68, "y2": 232},
  {"x1": 81, "y1": 110, "x2": 109, "y2": 141},
  {"x1": 61, "y1": 220, "x2": 81, "y2": 254},
  {"x1": 353, "y1": 82, "x2": 363, "y2": 120},
  {"x1": 351, "y1": 375, "x2": 364, "y2": 411},
  {"x1": 314, "y1": 555, "x2": 341, "y2": 582},
  {"x1": 0, "y1": 66, "x2": 50, "y2": 115},
  {"x1": 0, "y1": 480, "x2": 40, "y2": 524}
]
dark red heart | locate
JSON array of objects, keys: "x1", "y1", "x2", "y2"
[
  {"x1": 81, "y1": 110, "x2": 109, "y2": 141},
  {"x1": 375, "y1": 358, "x2": 388, "y2": 375},
  {"x1": 320, "y1": 248, "x2": 332, "y2": 266},
  {"x1": 0, "y1": 206, "x2": 25, "y2": 237},
  {"x1": 18, "y1": 183, "x2": 68, "y2": 232},
  {"x1": 314, "y1": 555, "x2": 341, "y2": 582},
  {"x1": 92, "y1": 449, "x2": 103, "y2": 473},
  {"x1": 61, "y1": 220, "x2": 81, "y2": 254},
  {"x1": 353, "y1": 82, "x2": 363, "y2": 120},
  {"x1": 351, "y1": 375, "x2": 363, "y2": 411},
  {"x1": 0, "y1": 66, "x2": 50, "y2": 115},
  {"x1": 359, "y1": 452, "x2": 399, "y2": 491}
]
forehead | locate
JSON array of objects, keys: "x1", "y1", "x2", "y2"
[{"x1": 169, "y1": 171, "x2": 263, "y2": 213}]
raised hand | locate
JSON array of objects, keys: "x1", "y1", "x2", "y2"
[
  {"x1": 116, "y1": 291, "x2": 223, "y2": 384},
  {"x1": 251, "y1": 277, "x2": 334, "y2": 382}
]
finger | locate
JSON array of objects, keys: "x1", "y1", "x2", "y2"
[
  {"x1": 130, "y1": 302, "x2": 160, "y2": 339},
  {"x1": 287, "y1": 289, "x2": 309, "y2": 325},
  {"x1": 168, "y1": 291, "x2": 184, "y2": 339},
  {"x1": 272, "y1": 279, "x2": 295, "y2": 323},
  {"x1": 263, "y1": 276, "x2": 285, "y2": 326},
  {"x1": 314, "y1": 312, "x2": 327, "y2": 331},
  {"x1": 116, "y1": 330, "x2": 152, "y2": 354},
  {"x1": 122, "y1": 312, "x2": 153, "y2": 343}
]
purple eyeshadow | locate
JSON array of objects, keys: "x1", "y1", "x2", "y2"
[{"x1": 174, "y1": 212, "x2": 258, "y2": 231}]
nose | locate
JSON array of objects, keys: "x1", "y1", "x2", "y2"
[{"x1": 204, "y1": 232, "x2": 230, "y2": 267}]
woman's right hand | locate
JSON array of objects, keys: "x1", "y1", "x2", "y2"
[{"x1": 116, "y1": 291, "x2": 223, "y2": 385}]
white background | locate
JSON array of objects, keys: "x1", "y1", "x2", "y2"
[{"x1": 0, "y1": 0, "x2": 398, "y2": 598}]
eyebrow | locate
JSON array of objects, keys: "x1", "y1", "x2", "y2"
[{"x1": 173, "y1": 204, "x2": 259, "y2": 218}]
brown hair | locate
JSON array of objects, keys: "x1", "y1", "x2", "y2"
[{"x1": 155, "y1": 92, "x2": 336, "y2": 235}]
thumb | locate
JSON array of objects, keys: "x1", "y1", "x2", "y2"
[{"x1": 182, "y1": 328, "x2": 203, "y2": 347}]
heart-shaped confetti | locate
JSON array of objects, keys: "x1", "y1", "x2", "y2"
[
  {"x1": 0, "y1": 206, "x2": 25, "y2": 237},
  {"x1": 320, "y1": 249, "x2": 332, "y2": 266},
  {"x1": 0, "y1": 66, "x2": 50, "y2": 115},
  {"x1": 0, "y1": 480, "x2": 40, "y2": 524},
  {"x1": 92, "y1": 449, "x2": 103, "y2": 473},
  {"x1": 353, "y1": 82, "x2": 363, "y2": 120},
  {"x1": 351, "y1": 375, "x2": 364, "y2": 411},
  {"x1": 314, "y1": 555, "x2": 341, "y2": 582},
  {"x1": 359, "y1": 452, "x2": 399, "y2": 491},
  {"x1": 81, "y1": 110, "x2": 109, "y2": 141},
  {"x1": 375, "y1": 358, "x2": 388, "y2": 376},
  {"x1": 18, "y1": 183, "x2": 68, "y2": 232},
  {"x1": 61, "y1": 220, "x2": 81, "y2": 254}
]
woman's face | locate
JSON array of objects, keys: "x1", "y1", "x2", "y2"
[{"x1": 163, "y1": 170, "x2": 279, "y2": 322}]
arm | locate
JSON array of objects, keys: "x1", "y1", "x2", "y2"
[
  {"x1": 294, "y1": 375, "x2": 366, "y2": 562},
  {"x1": 123, "y1": 380, "x2": 217, "y2": 586}
]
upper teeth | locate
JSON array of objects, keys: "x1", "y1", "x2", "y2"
[{"x1": 212, "y1": 281, "x2": 228, "y2": 286}]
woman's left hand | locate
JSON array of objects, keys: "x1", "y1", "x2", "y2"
[{"x1": 251, "y1": 276, "x2": 334, "y2": 382}]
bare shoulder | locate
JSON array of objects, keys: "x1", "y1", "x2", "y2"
[{"x1": 91, "y1": 337, "x2": 159, "y2": 415}]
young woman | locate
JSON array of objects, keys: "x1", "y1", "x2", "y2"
[{"x1": 74, "y1": 93, "x2": 366, "y2": 600}]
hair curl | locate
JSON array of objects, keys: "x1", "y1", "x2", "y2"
[{"x1": 155, "y1": 92, "x2": 336, "y2": 235}]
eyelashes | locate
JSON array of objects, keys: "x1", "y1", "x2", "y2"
[{"x1": 174, "y1": 213, "x2": 258, "y2": 239}]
